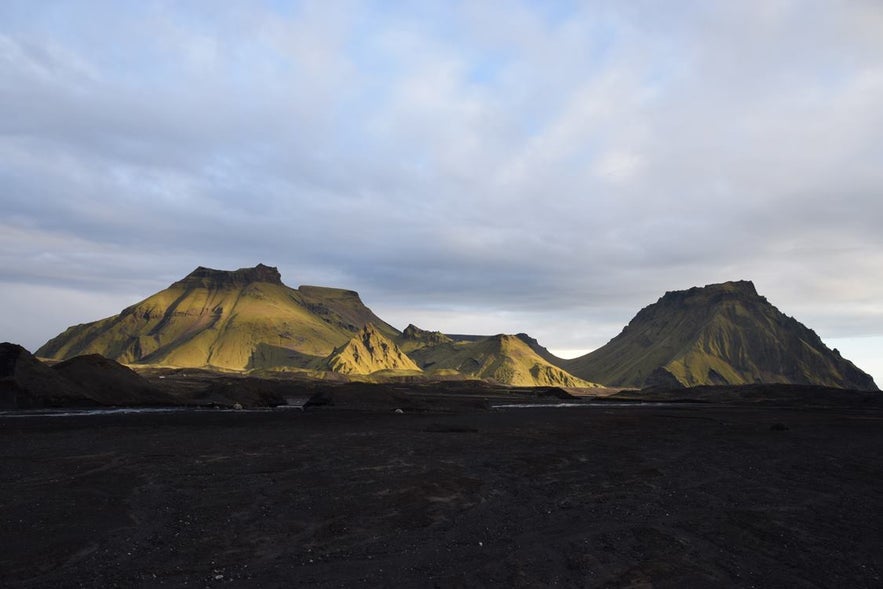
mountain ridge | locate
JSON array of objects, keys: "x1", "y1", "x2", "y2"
[{"x1": 34, "y1": 268, "x2": 878, "y2": 390}]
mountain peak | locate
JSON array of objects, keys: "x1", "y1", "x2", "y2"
[
  {"x1": 565, "y1": 281, "x2": 878, "y2": 391},
  {"x1": 402, "y1": 324, "x2": 453, "y2": 343},
  {"x1": 660, "y1": 280, "x2": 758, "y2": 304},
  {"x1": 175, "y1": 264, "x2": 283, "y2": 288}
]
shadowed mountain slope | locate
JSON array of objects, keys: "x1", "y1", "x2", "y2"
[
  {"x1": 325, "y1": 324, "x2": 421, "y2": 375},
  {"x1": 410, "y1": 334, "x2": 599, "y2": 388},
  {"x1": 563, "y1": 281, "x2": 878, "y2": 391},
  {"x1": 37, "y1": 264, "x2": 399, "y2": 371}
]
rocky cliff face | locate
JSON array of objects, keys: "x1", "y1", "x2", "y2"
[
  {"x1": 37, "y1": 264, "x2": 400, "y2": 371},
  {"x1": 399, "y1": 324, "x2": 454, "y2": 352},
  {"x1": 563, "y1": 281, "x2": 878, "y2": 391},
  {"x1": 325, "y1": 324, "x2": 420, "y2": 375},
  {"x1": 173, "y1": 264, "x2": 283, "y2": 288}
]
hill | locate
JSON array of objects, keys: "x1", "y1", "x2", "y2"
[
  {"x1": 410, "y1": 334, "x2": 599, "y2": 387},
  {"x1": 1, "y1": 343, "x2": 86, "y2": 408},
  {"x1": 51, "y1": 354, "x2": 174, "y2": 406},
  {"x1": 1, "y1": 343, "x2": 174, "y2": 408},
  {"x1": 325, "y1": 324, "x2": 421, "y2": 375},
  {"x1": 37, "y1": 264, "x2": 399, "y2": 371},
  {"x1": 562, "y1": 281, "x2": 878, "y2": 390}
]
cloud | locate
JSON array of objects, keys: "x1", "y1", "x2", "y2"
[{"x1": 1, "y1": 1, "x2": 882, "y2": 381}]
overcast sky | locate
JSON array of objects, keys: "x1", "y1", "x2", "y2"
[{"x1": 1, "y1": 1, "x2": 882, "y2": 382}]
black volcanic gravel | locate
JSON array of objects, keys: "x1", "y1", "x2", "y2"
[{"x1": 2, "y1": 403, "x2": 882, "y2": 587}]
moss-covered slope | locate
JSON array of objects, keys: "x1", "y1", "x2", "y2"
[
  {"x1": 398, "y1": 324, "x2": 454, "y2": 353},
  {"x1": 37, "y1": 264, "x2": 400, "y2": 371},
  {"x1": 325, "y1": 324, "x2": 420, "y2": 375},
  {"x1": 410, "y1": 334, "x2": 599, "y2": 387},
  {"x1": 563, "y1": 281, "x2": 878, "y2": 391}
]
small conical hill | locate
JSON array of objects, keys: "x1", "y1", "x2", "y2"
[
  {"x1": 325, "y1": 324, "x2": 420, "y2": 375},
  {"x1": 37, "y1": 264, "x2": 399, "y2": 371},
  {"x1": 563, "y1": 281, "x2": 878, "y2": 390},
  {"x1": 410, "y1": 334, "x2": 599, "y2": 387}
]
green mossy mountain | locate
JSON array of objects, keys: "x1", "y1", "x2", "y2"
[
  {"x1": 410, "y1": 334, "x2": 600, "y2": 388},
  {"x1": 34, "y1": 268, "x2": 877, "y2": 390},
  {"x1": 562, "y1": 281, "x2": 878, "y2": 391},
  {"x1": 325, "y1": 324, "x2": 421, "y2": 375},
  {"x1": 37, "y1": 264, "x2": 399, "y2": 371}
]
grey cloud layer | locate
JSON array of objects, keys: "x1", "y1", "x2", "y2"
[{"x1": 1, "y1": 1, "x2": 882, "y2": 361}]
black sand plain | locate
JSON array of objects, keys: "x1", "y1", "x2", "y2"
[{"x1": 2, "y1": 390, "x2": 882, "y2": 588}]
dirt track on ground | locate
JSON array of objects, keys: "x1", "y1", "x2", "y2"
[{"x1": 2, "y1": 404, "x2": 882, "y2": 587}]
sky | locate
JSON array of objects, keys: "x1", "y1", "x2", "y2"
[{"x1": 1, "y1": 1, "x2": 882, "y2": 384}]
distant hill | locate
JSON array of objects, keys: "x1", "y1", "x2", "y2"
[
  {"x1": 37, "y1": 264, "x2": 399, "y2": 371},
  {"x1": 410, "y1": 334, "x2": 599, "y2": 388},
  {"x1": 562, "y1": 281, "x2": 878, "y2": 391}
]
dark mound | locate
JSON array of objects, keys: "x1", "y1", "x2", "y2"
[
  {"x1": 0, "y1": 343, "x2": 86, "y2": 409},
  {"x1": 52, "y1": 354, "x2": 175, "y2": 406}
]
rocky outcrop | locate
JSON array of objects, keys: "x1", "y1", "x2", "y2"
[
  {"x1": 399, "y1": 324, "x2": 454, "y2": 352},
  {"x1": 563, "y1": 281, "x2": 878, "y2": 391},
  {"x1": 325, "y1": 324, "x2": 420, "y2": 375},
  {"x1": 172, "y1": 263, "x2": 283, "y2": 288}
]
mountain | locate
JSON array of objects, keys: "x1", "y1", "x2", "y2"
[
  {"x1": 325, "y1": 324, "x2": 421, "y2": 375},
  {"x1": 37, "y1": 267, "x2": 875, "y2": 390},
  {"x1": 410, "y1": 334, "x2": 599, "y2": 387},
  {"x1": 562, "y1": 281, "x2": 878, "y2": 391},
  {"x1": 37, "y1": 264, "x2": 399, "y2": 371}
]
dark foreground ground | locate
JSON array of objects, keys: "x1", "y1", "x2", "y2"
[{"x1": 2, "y1": 402, "x2": 882, "y2": 588}]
